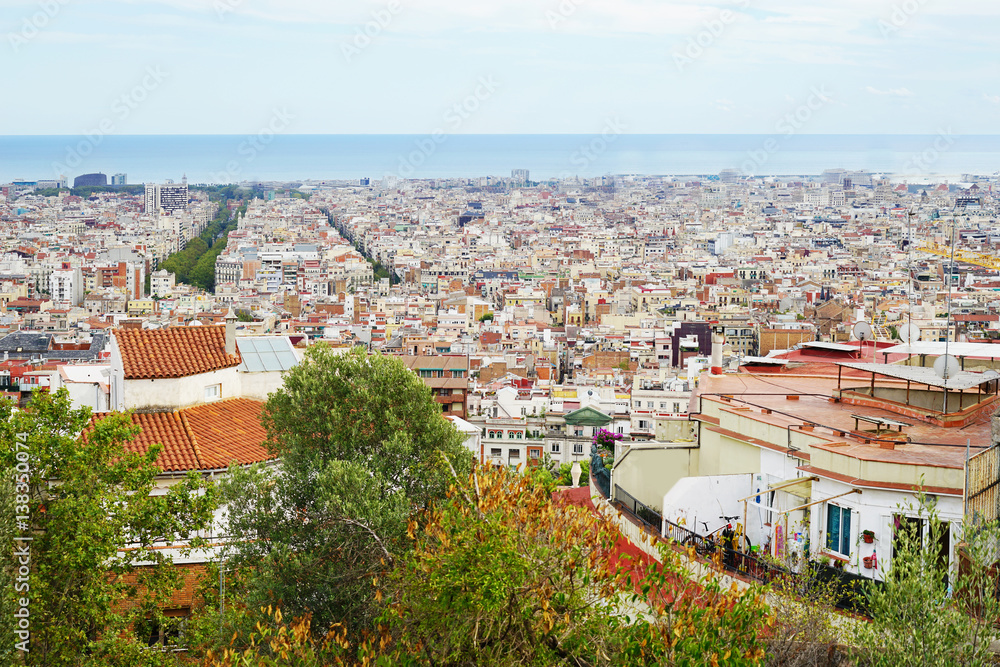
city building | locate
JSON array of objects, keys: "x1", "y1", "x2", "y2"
[
  {"x1": 145, "y1": 183, "x2": 189, "y2": 215},
  {"x1": 74, "y1": 172, "x2": 108, "y2": 187}
]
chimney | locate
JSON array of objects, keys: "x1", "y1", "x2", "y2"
[
  {"x1": 225, "y1": 308, "x2": 237, "y2": 357},
  {"x1": 711, "y1": 327, "x2": 725, "y2": 375}
]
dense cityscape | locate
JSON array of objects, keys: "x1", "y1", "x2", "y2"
[{"x1": 5, "y1": 0, "x2": 1000, "y2": 661}]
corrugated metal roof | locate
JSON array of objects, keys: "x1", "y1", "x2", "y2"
[
  {"x1": 741, "y1": 357, "x2": 790, "y2": 365},
  {"x1": 882, "y1": 342, "x2": 1000, "y2": 359},
  {"x1": 800, "y1": 341, "x2": 858, "y2": 353},
  {"x1": 837, "y1": 362, "x2": 1000, "y2": 390}
]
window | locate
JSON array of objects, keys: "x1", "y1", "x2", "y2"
[
  {"x1": 572, "y1": 444, "x2": 584, "y2": 454},
  {"x1": 638, "y1": 420, "x2": 650, "y2": 430},
  {"x1": 509, "y1": 449, "x2": 521, "y2": 460},
  {"x1": 660, "y1": 402, "x2": 667, "y2": 410},
  {"x1": 673, "y1": 402, "x2": 681, "y2": 413},
  {"x1": 204, "y1": 384, "x2": 221, "y2": 401},
  {"x1": 893, "y1": 514, "x2": 950, "y2": 580},
  {"x1": 419, "y1": 369, "x2": 433, "y2": 378},
  {"x1": 145, "y1": 609, "x2": 188, "y2": 647},
  {"x1": 516, "y1": 432, "x2": 523, "y2": 439},
  {"x1": 551, "y1": 443, "x2": 561, "y2": 454},
  {"x1": 529, "y1": 449, "x2": 540, "y2": 459},
  {"x1": 826, "y1": 504, "x2": 852, "y2": 556},
  {"x1": 490, "y1": 448, "x2": 502, "y2": 460}
]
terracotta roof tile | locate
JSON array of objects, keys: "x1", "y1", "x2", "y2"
[
  {"x1": 115, "y1": 325, "x2": 241, "y2": 379},
  {"x1": 180, "y1": 399, "x2": 272, "y2": 470},
  {"x1": 91, "y1": 398, "x2": 272, "y2": 472}
]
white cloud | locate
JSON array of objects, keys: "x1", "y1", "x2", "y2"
[
  {"x1": 865, "y1": 86, "x2": 914, "y2": 97},
  {"x1": 983, "y1": 94, "x2": 1000, "y2": 104}
]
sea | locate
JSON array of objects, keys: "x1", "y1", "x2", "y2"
[{"x1": 2, "y1": 134, "x2": 1000, "y2": 185}]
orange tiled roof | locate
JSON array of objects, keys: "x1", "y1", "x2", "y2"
[
  {"x1": 92, "y1": 398, "x2": 272, "y2": 472},
  {"x1": 115, "y1": 325, "x2": 240, "y2": 379},
  {"x1": 181, "y1": 398, "x2": 272, "y2": 470}
]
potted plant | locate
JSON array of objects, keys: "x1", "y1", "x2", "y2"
[
  {"x1": 862, "y1": 555, "x2": 874, "y2": 569},
  {"x1": 862, "y1": 529, "x2": 875, "y2": 544}
]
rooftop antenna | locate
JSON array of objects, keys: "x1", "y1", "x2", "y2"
[
  {"x1": 906, "y1": 208, "x2": 915, "y2": 334},
  {"x1": 938, "y1": 205, "x2": 963, "y2": 413}
]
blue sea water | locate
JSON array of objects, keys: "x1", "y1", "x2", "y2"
[{"x1": 1, "y1": 134, "x2": 999, "y2": 184}]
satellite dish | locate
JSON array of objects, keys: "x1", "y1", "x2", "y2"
[
  {"x1": 933, "y1": 354, "x2": 960, "y2": 380},
  {"x1": 852, "y1": 321, "x2": 874, "y2": 342},
  {"x1": 898, "y1": 323, "x2": 921, "y2": 344}
]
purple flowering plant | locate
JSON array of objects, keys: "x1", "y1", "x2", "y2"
[{"x1": 593, "y1": 428, "x2": 623, "y2": 451}]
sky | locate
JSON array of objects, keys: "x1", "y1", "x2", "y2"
[{"x1": 1, "y1": 0, "x2": 998, "y2": 135}]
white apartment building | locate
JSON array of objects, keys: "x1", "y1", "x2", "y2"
[{"x1": 49, "y1": 266, "x2": 83, "y2": 307}]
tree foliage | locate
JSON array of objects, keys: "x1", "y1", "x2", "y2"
[
  {"x1": 851, "y1": 496, "x2": 1000, "y2": 667},
  {"x1": 205, "y1": 463, "x2": 772, "y2": 666},
  {"x1": 0, "y1": 389, "x2": 217, "y2": 666},
  {"x1": 765, "y1": 566, "x2": 845, "y2": 667},
  {"x1": 157, "y1": 200, "x2": 246, "y2": 292},
  {"x1": 214, "y1": 345, "x2": 472, "y2": 637}
]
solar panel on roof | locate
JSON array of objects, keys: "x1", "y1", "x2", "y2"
[{"x1": 237, "y1": 337, "x2": 299, "y2": 372}]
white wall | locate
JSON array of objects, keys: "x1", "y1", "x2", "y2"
[
  {"x1": 122, "y1": 367, "x2": 240, "y2": 411},
  {"x1": 239, "y1": 370, "x2": 287, "y2": 402},
  {"x1": 661, "y1": 474, "x2": 770, "y2": 550},
  {"x1": 809, "y1": 477, "x2": 963, "y2": 580},
  {"x1": 65, "y1": 381, "x2": 109, "y2": 412}
]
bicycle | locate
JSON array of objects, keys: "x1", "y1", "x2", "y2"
[{"x1": 683, "y1": 516, "x2": 752, "y2": 558}]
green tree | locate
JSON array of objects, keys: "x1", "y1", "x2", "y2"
[
  {"x1": 851, "y1": 495, "x2": 1000, "y2": 667},
  {"x1": 0, "y1": 389, "x2": 217, "y2": 666},
  {"x1": 203, "y1": 463, "x2": 772, "y2": 667},
  {"x1": 383, "y1": 463, "x2": 770, "y2": 666},
  {"x1": 215, "y1": 345, "x2": 472, "y2": 638},
  {"x1": 557, "y1": 460, "x2": 589, "y2": 486}
]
